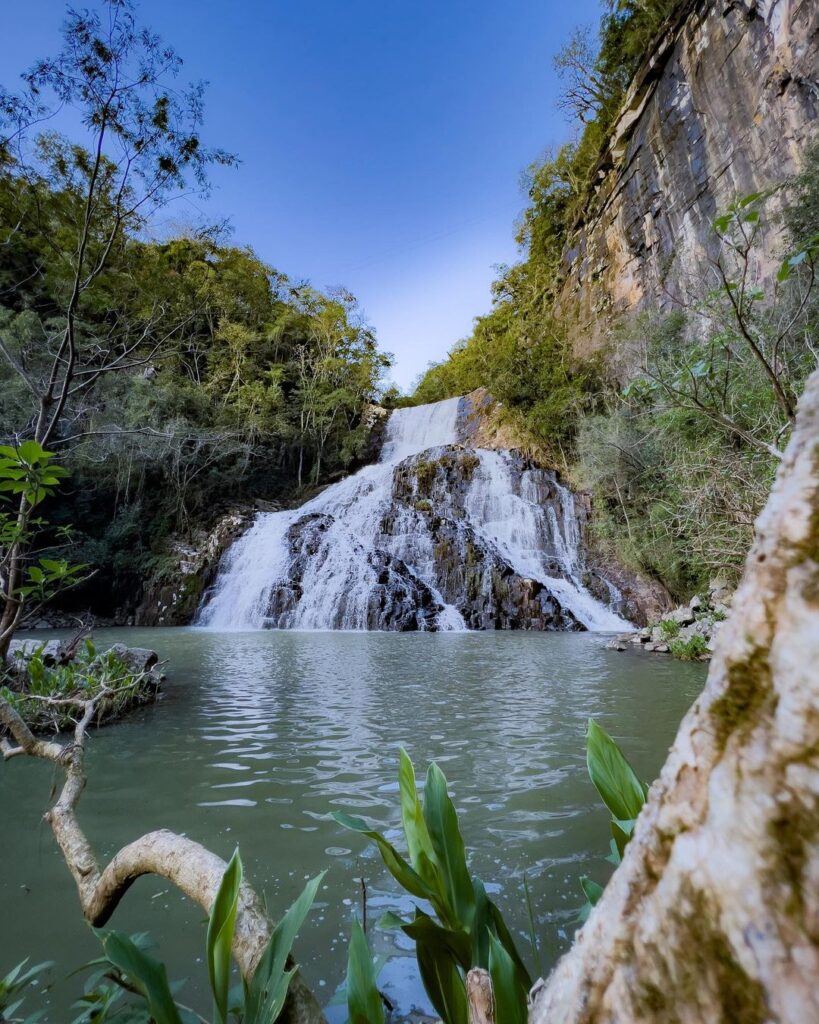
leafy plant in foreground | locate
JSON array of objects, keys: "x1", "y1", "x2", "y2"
[
  {"x1": 332, "y1": 748, "x2": 531, "y2": 1024},
  {"x1": 345, "y1": 920, "x2": 384, "y2": 1024},
  {"x1": 70, "y1": 850, "x2": 323, "y2": 1023},
  {"x1": 0, "y1": 957, "x2": 52, "y2": 1023},
  {"x1": 578, "y1": 720, "x2": 649, "y2": 920}
]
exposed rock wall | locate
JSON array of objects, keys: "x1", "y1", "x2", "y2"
[
  {"x1": 529, "y1": 367, "x2": 819, "y2": 1023},
  {"x1": 135, "y1": 510, "x2": 253, "y2": 626},
  {"x1": 560, "y1": 0, "x2": 819, "y2": 360}
]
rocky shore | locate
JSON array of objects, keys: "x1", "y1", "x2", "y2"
[{"x1": 606, "y1": 581, "x2": 733, "y2": 661}]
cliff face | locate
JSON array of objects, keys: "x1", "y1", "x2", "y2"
[{"x1": 560, "y1": 0, "x2": 819, "y2": 358}]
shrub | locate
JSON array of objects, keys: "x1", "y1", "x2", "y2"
[
  {"x1": 669, "y1": 634, "x2": 708, "y2": 661},
  {"x1": 1, "y1": 640, "x2": 158, "y2": 732}
]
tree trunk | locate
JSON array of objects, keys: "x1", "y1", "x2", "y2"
[{"x1": 529, "y1": 368, "x2": 819, "y2": 1022}]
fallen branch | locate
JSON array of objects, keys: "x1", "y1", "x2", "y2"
[{"x1": 0, "y1": 691, "x2": 326, "y2": 1024}]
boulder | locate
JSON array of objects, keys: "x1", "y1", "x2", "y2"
[{"x1": 7, "y1": 638, "x2": 66, "y2": 666}]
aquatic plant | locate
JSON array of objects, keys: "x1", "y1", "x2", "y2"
[
  {"x1": 578, "y1": 720, "x2": 649, "y2": 920},
  {"x1": 333, "y1": 748, "x2": 532, "y2": 1024}
]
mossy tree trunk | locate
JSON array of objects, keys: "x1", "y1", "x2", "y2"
[{"x1": 530, "y1": 368, "x2": 819, "y2": 1023}]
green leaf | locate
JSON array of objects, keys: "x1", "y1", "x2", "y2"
[
  {"x1": 610, "y1": 818, "x2": 636, "y2": 859},
  {"x1": 415, "y1": 929, "x2": 467, "y2": 1024},
  {"x1": 346, "y1": 919, "x2": 385, "y2": 1024},
  {"x1": 16, "y1": 441, "x2": 47, "y2": 465},
  {"x1": 398, "y1": 748, "x2": 442, "y2": 893},
  {"x1": 330, "y1": 810, "x2": 436, "y2": 901},
  {"x1": 487, "y1": 899, "x2": 532, "y2": 991},
  {"x1": 488, "y1": 931, "x2": 527, "y2": 1024},
  {"x1": 737, "y1": 191, "x2": 763, "y2": 208},
  {"x1": 244, "y1": 871, "x2": 324, "y2": 1024},
  {"x1": 401, "y1": 909, "x2": 472, "y2": 971},
  {"x1": 469, "y1": 877, "x2": 492, "y2": 970},
  {"x1": 423, "y1": 762, "x2": 475, "y2": 928},
  {"x1": 579, "y1": 876, "x2": 604, "y2": 906},
  {"x1": 586, "y1": 720, "x2": 646, "y2": 823},
  {"x1": 99, "y1": 931, "x2": 183, "y2": 1024},
  {"x1": 207, "y1": 848, "x2": 243, "y2": 1024}
]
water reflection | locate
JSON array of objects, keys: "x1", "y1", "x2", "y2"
[{"x1": 0, "y1": 628, "x2": 704, "y2": 1019}]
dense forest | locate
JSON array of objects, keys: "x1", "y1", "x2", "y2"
[
  {"x1": 0, "y1": 28, "x2": 392, "y2": 616},
  {"x1": 1, "y1": 0, "x2": 815, "y2": 616},
  {"x1": 412, "y1": 0, "x2": 819, "y2": 599}
]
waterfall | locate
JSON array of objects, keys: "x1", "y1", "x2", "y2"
[{"x1": 197, "y1": 397, "x2": 632, "y2": 632}]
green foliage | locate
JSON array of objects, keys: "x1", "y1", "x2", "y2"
[
  {"x1": 0, "y1": 442, "x2": 86, "y2": 632},
  {"x1": 659, "y1": 619, "x2": 680, "y2": 639},
  {"x1": 579, "y1": 720, "x2": 648, "y2": 919},
  {"x1": 207, "y1": 849, "x2": 243, "y2": 1024},
  {"x1": 243, "y1": 872, "x2": 325, "y2": 1024},
  {"x1": 669, "y1": 634, "x2": 708, "y2": 661},
  {"x1": 333, "y1": 748, "x2": 531, "y2": 1024},
  {"x1": 345, "y1": 921, "x2": 385, "y2": 1024},
  {"x1": 97, "y1": 933, "x2": 183, "y2": 1024},
  {"x1": 60, "y1": 851, "x2": 322, "y2": 1024},
  {"x1": 0, "y1": 957, "x2": 53, "y2": 1023},
  {"x1": 586, "y1": 719, "x2": 647, "y2": 824},
  {"x1": 0, "y1": 3, "x2": 392, "y2": 620},
  {"x1": 1, "y1": 641, "x2": 153, "y2": 732}
]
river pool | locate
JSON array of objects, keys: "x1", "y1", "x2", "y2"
[{"x1": 0, "y1": 628, "x2": 705, "y2": 1019}]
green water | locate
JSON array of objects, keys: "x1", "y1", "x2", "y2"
[{"x1": 0, "y1": 628, "x2": 704, "y2": 1019}]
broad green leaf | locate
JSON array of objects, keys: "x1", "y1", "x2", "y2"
[
  {"x1": 331, "y1": 810, "x2": 435, "y2": 901},
  {"x1": 398, "y1": 748, "x2": 442, "y2": 893},
  {"x1": 487, "y1": 931, "x2": 527, "y2": 1024},
  {"x1": 423, "y1": 763, "x2": 475, "y2": 928},
  {"x1": 245, "y1": 871, "x2": 324, "y2": 1023},
  {"x1": 579, "y1": 876, "x2": 604, "y2": 906},
  {"x1": 346, "y1": 919, "x2": 385, "y2": 1024},
  {"x1": 487, "y1": 900, "x2": 532, "y2": 993},
  {"x1": 415, "y1": 930, "x2": 467, "y2": 1024},
  {"x1": 376, "y1": 910, "x2": 409, "y2": 931},
  {"x1": 16, "y1": 441, "x2": 48, "y2": 464},
  {"x1": 586, "y1": 720, "x2": 646, "y2": 823},
  {"x1": 401, "y1": 909, "x2": 471, "y2": 971},
  {"x1": 100, "y1": 931, "x2": 183, "y2": 1024},
  {"x1": 207, "y1": 848, "x2": 243, "y2": 1024}
]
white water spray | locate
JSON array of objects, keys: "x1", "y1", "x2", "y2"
[{"x1": 198, "y1": 397, "x2": 631, "y2": 631}]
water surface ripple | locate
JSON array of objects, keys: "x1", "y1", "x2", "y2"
[{"x1": 0, "y1": 628, "x2": 704, "y2": 1019}]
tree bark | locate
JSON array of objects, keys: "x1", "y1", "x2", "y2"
[{"x1": 529, "y1": 368, "x2": 819, "y2": 1022}]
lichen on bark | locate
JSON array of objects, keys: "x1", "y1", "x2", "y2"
[{"x1": 529, "y1": 368, "x2": 819, "y2": 1023}]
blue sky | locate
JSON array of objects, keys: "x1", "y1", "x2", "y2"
[{"x1": 2, "y1": 0, "x2": 601, "y2": 389}]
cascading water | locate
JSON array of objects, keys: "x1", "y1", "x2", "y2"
[{"x1": 197, "y1": 397, "x2": 632, "y2": 632}]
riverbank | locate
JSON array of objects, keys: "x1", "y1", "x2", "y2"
[{"x1": 1, "y1": 638, "x2": 163, "y2": 733}]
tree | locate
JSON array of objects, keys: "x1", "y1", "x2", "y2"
[
  {"x1": 530, "y1": 366, "x2": 819, "y2": 1023},
  {"x1": 553, "y1": 27, "x2": 608, "y2": 125},
  {"x1": 639, "y1": 193, "x2": 818, "y2": 461},
  {"x1": 0, "y1": 0, "x2": 233, "y2": 652}
]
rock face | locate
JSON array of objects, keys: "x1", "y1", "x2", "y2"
[
  {"x1": 135, "y1": 510, "x2": 253, "y2": 626},
  {"x1": 388, "y1": 447, "x2": 583, "y2": 630},
  {"x1": 559, "y1": 0, "x2": 819, "y2": 359},
  {"x1": 198, "y1": 398, "x2": 635, "y2": 632},
  {"x1": 607, "y1": 579, "x2": 733, "y2": 657},
  {"x1": 529, "y1": 367, "x2": 819, "y2": 1023}
]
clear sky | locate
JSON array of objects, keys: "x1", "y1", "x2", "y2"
[{"x1": 2, "y1": 0, "x2": 601, "y2": 390}]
